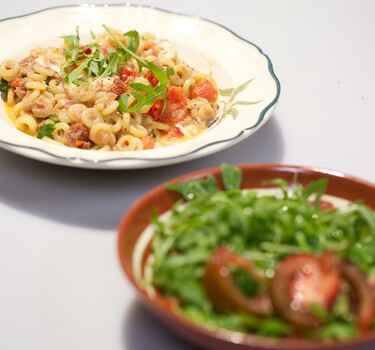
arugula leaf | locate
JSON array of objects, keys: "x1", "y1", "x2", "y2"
[
  {"x1": 221, "y1": 163, "x2": 242, "y2": 190},
  {"x1": 302, "y1": 178, "x2": 329, "y2": 205},
  {"x1": 166, "y1": 176, "x2": 218, "y2": 200},
  {"x1": 103, "y1": 25, "x2": 174, "y2": 114},
  {"x1": 62, "y1": 26, "x2": 80, "y2": 52},
  {"x1": 98, "y1": 48, "x2": 120, "y2": 78},
  {"x1": 118, "y1": 81, "x2": 166, "y2": 113},
  {"x1": 123, "y1": 30, "x2": 140, "y2": 54}
]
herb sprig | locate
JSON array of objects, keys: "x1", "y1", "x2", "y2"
[
  {"x1": 102, "y1": 25, "x2": 174, "y2": 114},
  {"x1": 61, "y1": 27, "x2": 122, "y2": 84},
  {"x1": 61, "y1": 25, "x2": 174, "y2": 113}
]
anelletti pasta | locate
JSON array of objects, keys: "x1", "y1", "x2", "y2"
[{"x1": 0, "y1": 26, "x2": 219, "y2": 151}]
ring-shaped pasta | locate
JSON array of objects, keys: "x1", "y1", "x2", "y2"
[
  {"x1": 115, "y1": 134, "x2": 143, "y2": 151},
  {"x1": 148, "y1": 120, "x2": 172, "y2": 131},
  {"x1": 68, "y1": 83, "x2": 96, "y2": 102},
  {"x1": 27, "y1": 71, "x2": 48, "y2": 81},
  {"x1": 54, "y1": 93, "x2": 68, "y2": 102},
  {"x1": 33, "y1": 63, "x2": 55, "y2": 77},
  {"x1": 129, "y1": 123, "x2": 148, "y2": 138},
  {"x1": 101, "y1": 100, "x2": 119, "y2": 116},
  {"x1": 67, "y1": 104, "x2": 87, "y2": 122},
  {"x1": 130, "y1": 112, "x2": 142, "y2": 124},
  {"x1": 12, "y1": 102, "x2": 24, "y2": 118},
  {"x1": 122, "y1": 112, "x2": 131, "y2": 132},
  {"x1": 25, "y1": 80, "x2": 47, "y2": 91},
  {"x1": 89, "y1": 122, "x2": 116, "y2": 146},
  {"x1": 49, "y1": 79, "x2": 65, "y2": 95},
  {"x1": 0, "y1": 59, "x2": 20, "y2": 80},
  {"x1": 104, "y1": 114, "x2": 123, "y2": 133},
  {"x1": 170, "y1": 64, "x2": 192, "y2": 86},
  {"x1": 6, "y1": 88, "x2": 16, "y2": 106},
  {"x1": 52, "y1": 122, "x2": 70, "y2": 144},
  {"x1": 159, "y1": 58, "x2": 175, "y2": 68},
  {"x1": 30, "y1": 95, "x2": 54, "y2": 118},
  {"x1": 81, "y1": 108, "x2": 103, "y2": 128},
  {"x1": 183, "y1": 77, "x2": 196, "y2": 98},
  {"x1": 144, "y1": 55, "x2": 158, "y2": 63},
  {"x1": 15, "y1": 114, "x2": 37, "y2": 135},
  {"x1": 54, "y1": 107, "x2": 71, "y2": 124}
]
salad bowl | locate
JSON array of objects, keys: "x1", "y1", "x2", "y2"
[{"x1": 117, "y1": 164, "x2": 375, "y2": 349}]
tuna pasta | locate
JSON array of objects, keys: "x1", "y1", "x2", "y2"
[{"x1": 0, "y1": 26, "x2": 219, "y2": 151}]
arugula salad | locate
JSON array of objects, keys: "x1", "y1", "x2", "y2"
[{"x1": 147, "y1": 164, "x2": 375, "y2": 340}]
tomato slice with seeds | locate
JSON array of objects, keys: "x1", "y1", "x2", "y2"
[
  {"x1": 270, "y1": 252, "x2": 340, "y2": 329},
  {"x1": 203, "y1": 246, "x2": 272, "y2": 317},
  {"x1": 340, "y1": 260, "x2": 375, "y2": 331},
  {"x1": 190, "y1": 78, "x2": 218, "y2": 103},
  {"x1": 150, "y1": 86, "x2": 187, "y2": 122}
]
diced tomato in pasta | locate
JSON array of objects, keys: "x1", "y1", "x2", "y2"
[
  {"x1": 164, "y1": 126, "x2": 184, "y2": 138},
  {"x1": 150, "y1": 86, "x2": 187, "y2": 122},
  {"x1": 190, "y1": 78, "x2": 218, "y2": 102},
  {"x1": 119, "y1": 67, "x2": 137, "y2": 82},
  {"x1": 8, "y1": 77, "x2": 24, "y2": 88},
  {"x1": 144, "y1": 70, "x2": 159, "y2": 87},
  {"x1": 142, "y1": 135, "x2": 155, "y2": 149}
]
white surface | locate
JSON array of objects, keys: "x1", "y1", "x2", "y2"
[
  {"x1": 0, "y1": 5, "x2": 279, "y2": 169},
  {"x1": 0, "y1": 1, "x2": 374, "y2": 350}
]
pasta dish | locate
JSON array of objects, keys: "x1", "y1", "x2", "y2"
[{"x1": 0, "y1": 26, "x2": 219, "y2": 151}]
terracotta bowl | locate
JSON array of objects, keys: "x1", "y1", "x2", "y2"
[{"x1": 117, "y1": 164, "x2": 375, "y2": 350}]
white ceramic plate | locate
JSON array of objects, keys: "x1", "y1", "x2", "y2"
[{"x1": 0, "y1": 4, "x2": 280, "y2": 169}]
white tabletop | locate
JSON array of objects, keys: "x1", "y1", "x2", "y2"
[{"x1": 1, "y1": 1, "x2": 374, "y2": 350}]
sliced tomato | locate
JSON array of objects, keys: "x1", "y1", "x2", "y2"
[
  {"x1": 150, "y1": 86, "x2": 187, "y2": 122},
  {"x1": 270, "y1": 252, "x2": 340, "y2": 329},
  {"x1": 340, "y1": 260, "x2": 375, "y2": 331},
  {"x1": 190, "y1": 78, "x2": 218, "y2": 103},
  {"x1": 203, "y1": 246, "x2": 272, "y2": 317}
]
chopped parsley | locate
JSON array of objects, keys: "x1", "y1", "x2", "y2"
[
  {"x1": 0, "y1": 78, "x2": 10, "y2": 101},
  {"x1": 37, "y1": 117, "x2": 58, "y2": 139}
]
